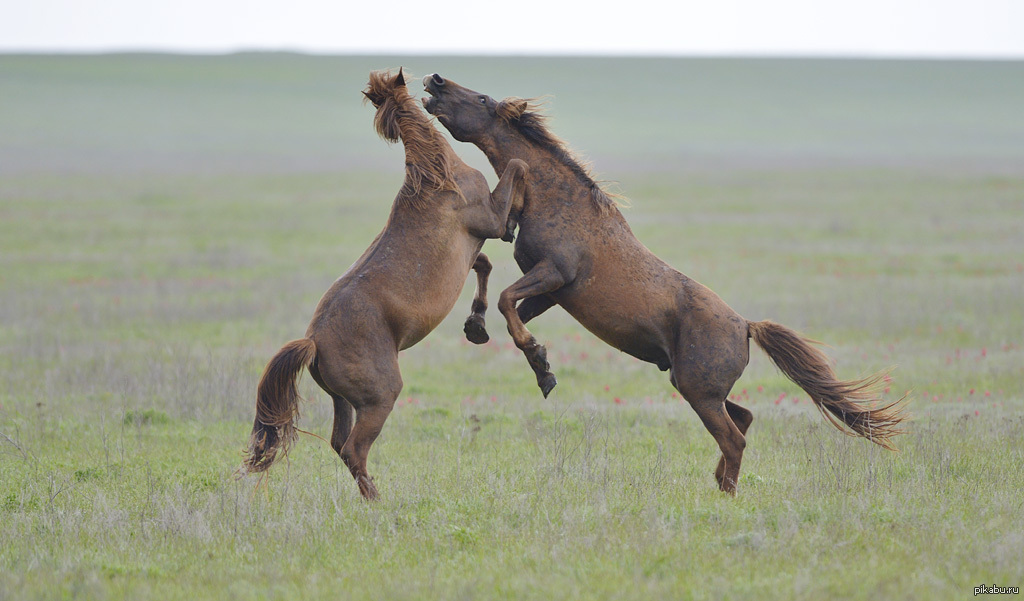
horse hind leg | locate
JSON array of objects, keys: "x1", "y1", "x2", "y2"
[
  {"x1": 464, "y1": 253, "x2": 492, "y2": 344},
  {"x1": 317, "y1": 346, "x2": 401, "y2": 500},
  {"x1": 330, "y1": 394, "x2": 354, "y2": 455},
  {"x1": 341, "y1": 402, "x2": 395, "y2": 500},
  {"x1": 715, "y1": 400, "x2": 753, "y2": 489},
  {"x1": 673, "y1": 361, "x2": 747, "y2": 494},
  {"x1": 307, "y1": 358, "x2": 355, "y2": 456},
  {"x1": 688, "y1": 397, "x2": 746, "y2": 494}
]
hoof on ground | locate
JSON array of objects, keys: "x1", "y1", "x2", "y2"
[
  {"x1": 463, "y1": 316, "x2": 489, "y2": 345},
  {"x1": 357, "y1": 476, "x2": 379, "y2": 500},
  {"x1": 717, "y1": 476, "x2": 737, "y2": 496}
]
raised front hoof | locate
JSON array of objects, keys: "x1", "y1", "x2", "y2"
[
  {"x1": 538, "y1": 373, "x2": 557, "y2": 398},
  {"x1": 501, "y1": 216, "x2": 518, "y2": 243},
  {"x1": 463, "y1": 315, "x2": 489, "y2": 345}
]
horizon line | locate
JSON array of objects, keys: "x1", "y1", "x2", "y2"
[{"x1": 2, "y1": 47, "x2": 1024, "y2": 61}]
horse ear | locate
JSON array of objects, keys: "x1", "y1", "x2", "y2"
[
  {"x1": 395, "y1": 67, "x2": 405, "y2": 87},
  {"x1": 362, "y1": 90, "x2": 383, "y2": 108}
]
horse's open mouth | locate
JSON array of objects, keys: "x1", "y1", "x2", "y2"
[
  {"x1": 421, "y1": 74, "x2": 442, "y2": 114},
  {"x1": 421, "y1": 94, "x2": 437, "y2": 114}
]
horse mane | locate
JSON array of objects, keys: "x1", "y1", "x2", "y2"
[
  {"x1": 364, "y1": 69, "x2": 456, "y2": 208},
  {"x1": 496, "y1": 98, "x2": 623, "y2": 214}
]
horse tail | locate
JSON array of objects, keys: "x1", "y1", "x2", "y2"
[
  {"x1": 747, "y1": 320, "x2": 906, "y2": 450},
  {"x1": 242, "y1": 338, "x2": 317, "y2": 473}
]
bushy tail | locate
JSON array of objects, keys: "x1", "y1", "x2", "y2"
[
  {"x1": 748, "y1": 320, "x2": 906, "y2": 450},
  {"x1": 242, "y1": 338, "x2": 317, "y2": 473}
]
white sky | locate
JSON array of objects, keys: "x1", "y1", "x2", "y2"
[{"x1": 3, "y1": 0, "x2": 1023, "y2": 57}]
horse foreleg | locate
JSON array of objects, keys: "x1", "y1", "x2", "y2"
[
  {"x1": 464, "y1": 253, "x2": 492, "y2": 344},
  {"x1": 517, "y1": 294, "x2": 556, "y2": 324},
  {"x1": 462, "y1": 159, "x2": 528, "y2": 240},
  {"x1": 492, "y1": 159, "x2": 529, "y2": 242},
  {"x1": 498, "y1": 261, "x2": 566, "y2": 397}
]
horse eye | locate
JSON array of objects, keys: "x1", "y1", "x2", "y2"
[{"x1": 478, "y1": 97, "x2": 487, "y2": 104}]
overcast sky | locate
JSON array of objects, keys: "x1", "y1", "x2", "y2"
[{"x1": 3, "y1": 0, "x2": 1023, "y2": 57}]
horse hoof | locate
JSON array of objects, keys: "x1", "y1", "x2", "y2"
[
  {"x1": 502, "y1": 217, "x2": 518, "y2": 242},
  {"x1": 358, "y1": 476, "x2": 379, "y2": 500},
  {"x1": 539, "y1": 373, "x2": 557, "y2": 398},
  {"x1": 463, "y1": 315, "x2": 489, "y2": 344}
]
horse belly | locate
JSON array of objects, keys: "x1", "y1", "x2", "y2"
[
  {"x1": 390, "y1": 258, "x2": 476, "y2": 350},
  {"x1": 554, "y1": 288, "x2": 674, "y2": 369}
]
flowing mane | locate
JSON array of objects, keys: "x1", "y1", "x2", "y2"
[
  {"x1": 496, "y1": 98, "x2": 621, "y2": 213},
  {"x1": 364, "y1": 69, "x2": 456, "y2": 208}
]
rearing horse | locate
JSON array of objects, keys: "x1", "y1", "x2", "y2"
[
  {"x1": 242, "y1": 69, "x2": 528, "y2": 499},
  {"x1": 422, "y1": 74, "x2": 905, "y2": 494}
]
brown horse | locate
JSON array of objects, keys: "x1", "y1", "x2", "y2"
[
  {"x1": 422, "y1": 74, "x2": 906, "y2": 494},
  {"x1": 242, "y1": 69, "x2": 528, "y2": 499}
]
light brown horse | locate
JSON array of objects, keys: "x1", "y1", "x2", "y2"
[
  {"x1": 422, "y1": 74, "x2": 905, "y2": 494},
  {"x1": 242, "y1": 69, "x2": 528, "y2": 499}
]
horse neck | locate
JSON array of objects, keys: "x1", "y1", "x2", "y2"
[
  {"x1": 478, "y1": 127, "x2": 535, "y2": 176},
  {"x1": 391, "y1": 104, "x2": 456, "y2": 206},
  {"x1": 396, "y1": 109, "x2": 452, "y2": 176},
  {"x1": 478, "y1": 127, "x2": 597, "y2": 213}
]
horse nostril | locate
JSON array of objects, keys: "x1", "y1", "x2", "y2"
[{"x1": 431, "y1": 73, "x2": 445, "y2": 86}]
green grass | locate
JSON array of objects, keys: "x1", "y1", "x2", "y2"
[{"x1": 1, "y1": 54, "x2": 1023, "y2": 600}]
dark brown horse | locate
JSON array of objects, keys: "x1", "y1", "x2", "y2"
[
  {"x1": 422, "y1": 74, "x2": 905, "y2": 494},
  {"x1": 242, "y1": 69, "x2": 528, "y2": 499}
]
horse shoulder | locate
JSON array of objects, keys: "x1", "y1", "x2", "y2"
[{"x1": 452, "y1": 166, "x2": 491, "y2": 204}]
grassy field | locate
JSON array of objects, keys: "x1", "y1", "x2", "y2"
[{"x1": 1, "y1": 54, "x2": 1023, "y2": 600}]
